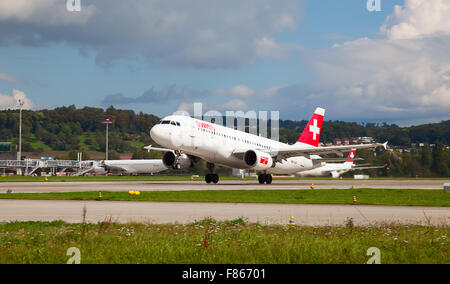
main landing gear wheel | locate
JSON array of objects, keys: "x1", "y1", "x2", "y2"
[
  {"x1": 205, "y1": 173, "x2": 219, "y2": 184},
  {"x1": 205, "y1": 162, "x2": 219, "y2": 184},
  {"x1": 258, "y1": 174, "x2": 272, "y2": 184}
]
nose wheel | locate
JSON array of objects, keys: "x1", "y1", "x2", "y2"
[{"x1": 258, "y1": 174, "x2": 272, "y2": 184}]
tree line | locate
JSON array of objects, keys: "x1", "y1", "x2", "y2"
[
  {"x1": 0, "y1": 106, "x2": 449, "y2": 177},
  {"x1": 0, "y1": 105, "x2": 159, "y2": 155}
]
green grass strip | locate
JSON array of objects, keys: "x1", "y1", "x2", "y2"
[
  {"x1": 1, "y1": 188, "x2": 449, "y2": 207},
  {"x1": 0, "y1": 220, "x2": 448, "y2": 264}
]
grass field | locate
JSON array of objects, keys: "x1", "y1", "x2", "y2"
[
  {"x1": 1, "y1": 188, "x2": 449, "y2": 207},
  {"x1": 0, "y1": 220, "x2": 447, "y2": 264}
]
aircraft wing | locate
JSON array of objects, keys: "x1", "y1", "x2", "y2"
[
  {"x1": 232, "y1": 142, "x2": 387, "y2": 161},
  {"x1": 143, "y1": 145, "x2": 174, "y2": 152},
  {"x1": 233, "y1": 142, "x2": 388, "y2": 162},
  {"x1": 352, "y1": 164, "x2": 387, "y2": 170},
  {"x1": 311, "y1": 157, "x2": 364, "y2": 163},
  {"x1": 271, "y1": 142, "x2": 387, "y2": 161}
]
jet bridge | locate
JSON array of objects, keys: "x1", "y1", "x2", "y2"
[{"x1": 0, "y1": 159, "x2": 87, "y2": 176}]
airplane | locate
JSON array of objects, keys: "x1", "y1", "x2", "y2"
[
  {"x1": 149, "y1": 107, "x2": 387, "y2": 184},
  {"x1": 102, "y1": 159, "x2": 168, "y2": 175},
  {"x1": 77, "y1": 159, "x2": 167, "y2": 176},
  {"x1": 295, "y1": 149, "x2": 387, "y2": 178}
]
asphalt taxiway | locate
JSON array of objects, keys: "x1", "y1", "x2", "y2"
[{"x1": 0, "y1": 199, "x2": 448, "y2": 226}]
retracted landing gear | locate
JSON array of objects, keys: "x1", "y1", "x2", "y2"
[
  {"x1": 205, "y1": 162, "x2": 219, "y2": 184},
  {"x1": 258, "y1": 173, "x2": 272, "y2": 184}
]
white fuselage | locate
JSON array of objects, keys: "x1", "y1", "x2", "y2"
[
  {"x1": 104, "y1": 160, "x2": 167, "y2": 174},
  {"x1": 150, "y1": 115, "x2": 319, "y2": 174}
]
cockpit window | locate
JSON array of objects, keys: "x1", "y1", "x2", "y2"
[{"x1": 158, "y1": 120, "x2": 181, "y2": 126}]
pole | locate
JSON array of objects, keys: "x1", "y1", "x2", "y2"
[
  {"x1": 17, "y1": 99, "x2": 24, "y2": 176},
  {"x1": 18, "y1": 99, "x2": 24, "y2": 161},
  {"x1": 19, "y1": 107, "x2": 22, "y2": 160},
  {"x1": 103, "y1": 118, "x2": 112, "y2": 161},
  {"x1": 106, "y1": 123, "x2": 109, "y2": 160}
]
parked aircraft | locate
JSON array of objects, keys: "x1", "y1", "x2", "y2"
[
  {"x1": 295, "y1": 149, "x2": 387, "y2": 178},
  {"x1": 102, "y1": 159, "x2": 167, "y2": 175}
]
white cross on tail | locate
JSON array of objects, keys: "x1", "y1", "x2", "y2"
[{"x1": 309, "y1": 119, "x2": 320, "y2": 140}]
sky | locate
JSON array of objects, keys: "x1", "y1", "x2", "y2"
[{"x1": 0, "y1": 0, "x2": 449, "y2": 126}]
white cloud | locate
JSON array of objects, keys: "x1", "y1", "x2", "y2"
[
  {"x1": 275, "y1": 14, "x2": 298, "y2": 30},
  {"x1": 0, "y1": 0, "x2": 96, "y2": 25},
  {"x1": 258, "y1": 0, "x2": 450, "y2": 123},
  {"x1": 101, "y1": 85, "x2": 208, "y2": 106},
  {"x1": 0, "y1": 0, "x2": 303, "y2": 68},
  {"x1": 255, "y1": 37, "x2": 282, "y2": 58},
  {"x1": 0, "y1": 89, "x2": 35, "y2": 110},
  {"x1": 260, "y1": 85, "x2": 288, "y2": 98},
  {"x1": 229, "y1": 84, "x2": 255, "y2": 97},
  {"x1": 175, "y1": 102, "x2": 204, "y2": 116},
  {"x1": 215, "y1": 99, "x2": 248, "y2": 111},
  {"x1": 255, "y1": 36, "x2": 302, "y2": 59},
  {"x1": 381, "y1": 0, "x2": 450, "y2": 40}
]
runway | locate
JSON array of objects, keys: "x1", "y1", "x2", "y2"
[
  {"x1": 0, "y1": 178, "x2": 448, "y2": 193},
  {"x1": 0, "y1": 199, "x2": 448, "y2": 226}
]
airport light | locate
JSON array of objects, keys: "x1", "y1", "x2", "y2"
[
  {"x1": 103, "y1": 118, "x2": 112, "y2": 160},
  {"x1": 17, "y1": 99, "x2": 24, "y2": 161}
]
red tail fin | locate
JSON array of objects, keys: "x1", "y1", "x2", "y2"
[
  {"x1": 345, "y1": 149, "x2": 356, "y2": 163},
  {"x1": 297, "y1": 107, "x2": 325, "y2": 147}
]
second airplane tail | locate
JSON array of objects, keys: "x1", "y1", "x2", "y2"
[{"x1": 344, "y1": 149, "x2": 356, "y2": 165}]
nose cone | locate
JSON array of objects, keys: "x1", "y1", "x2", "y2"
[{"x1": 150, "y1": 125, "x2": 162, "y2": 144}]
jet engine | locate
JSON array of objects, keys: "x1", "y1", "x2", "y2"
[
  {"x1": 162, "y1": 152, "x2": 192, "y2": 169},
  {"x1": 243, "y1": 150, "x2": 274, "y2": 171}
]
